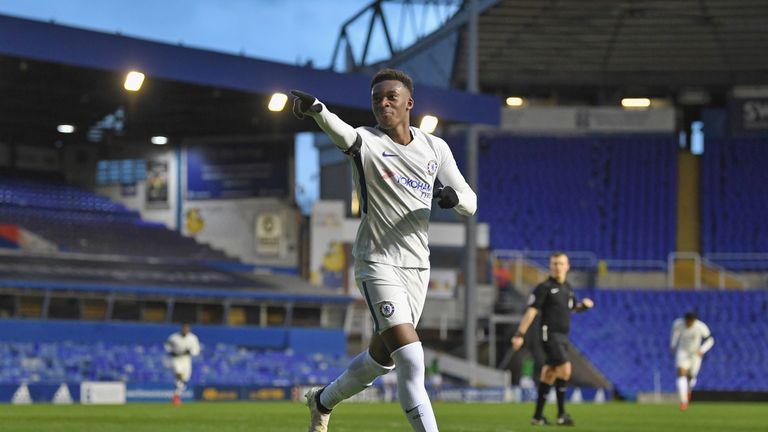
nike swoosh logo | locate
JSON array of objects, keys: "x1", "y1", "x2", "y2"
[
  {"x1": 405, "y1": 406, "x2": 419, "y2": 414},
  {"x1": 382, "y1": 151, "x2": 398, "y2": 157},
  {"x1": 550, "y1": 289, "x2": 560, "y2": 294}
]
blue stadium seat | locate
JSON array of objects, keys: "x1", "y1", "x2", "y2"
[
  {"x1": 0, "y1": 174, "x2": 235, "y2": 261},
  {"x1": 701, "y1": 137, "x2": 768, "y2": 268},
  {"x1": 459, "y1": 134, "x2": 677, "y2": 261},
  {"x1": 571, "y1": 289, "x2": 768, "y2": 399},
  {"x1": 0, "y1": 339, "x2": 348, "y2": 386}
]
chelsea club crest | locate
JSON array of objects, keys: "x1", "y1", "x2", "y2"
[
  {"x1": 379, "y1": 302, "x2": 395, "y2": 318},
  {"x1": 427, "y1": 160, "x2": 438, "y2": 175}
]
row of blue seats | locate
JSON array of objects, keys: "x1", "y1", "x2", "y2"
[
  {"x1": 701, "y1": 137, "x2": 768, "y2": 256},
  {"x1": 0, "y1": 180, "x2": 126, "y2": 213},
  {"x1": 470, "y1": 135, "x2": 677, "y2": 261},
  {"x1": 0, "y1": 341, "x2": 347, "y2": 386},
  {"x1": 571, "y1": 290, "x2": 768, "y2": 398}
]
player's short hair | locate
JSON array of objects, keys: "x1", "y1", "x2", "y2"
[
  {"x1": 550, "y1": 251, "x2": 568, "y2": 260},
  {"x1": 371, "y1": 68, "x2": 414, "y2": 96},
  {"x1": 684, "y1": 311, "x2": 697, "y2": 321}
]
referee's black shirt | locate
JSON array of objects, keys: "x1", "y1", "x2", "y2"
[{"x1": 528, "y1": 276, "x2": 576, "y2": 334}]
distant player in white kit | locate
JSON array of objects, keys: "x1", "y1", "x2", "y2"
[
  {"x1": 292, "y1": 68, "x2": 477, "y2": 432},
  {"x1": 670, "y1": 311, "x2": 714, "y2": 410},
  {"x1": 165, "y1": 323, "x2": 200, "y2": 406}
]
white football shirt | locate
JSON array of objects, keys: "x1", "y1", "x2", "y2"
[
  {"x1": 670, "y1": 319, "x2": 714, "y2": 354},
  {"x1": 309, "y1": 103, "x2": 476, "y2": 268},
  {"x1": 165, "y1": 332, "x2": 201, "y2": 358}
]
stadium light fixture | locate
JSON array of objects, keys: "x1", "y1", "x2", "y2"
[
  {"x1": 506, "y1": 97, "x2": 525, "y2": 107},
  {"x1": 268, "y1": 93, "x2": 288, "y2": 112},
  {"x1": 124, "y1": 71, "x2": 145, "y2": 91},
  {"x1": 57, "y1": 124, "x2": 75, "y2": 134},
  {"x1": 621, "y1": 98, "x2": 651, "y2": 108},
  {"x1": 151, "y1": 136, "x2": 168, "y2": 145},
  {"x1": 419, "y1": 115, "x2": 439, "y2": 133}
]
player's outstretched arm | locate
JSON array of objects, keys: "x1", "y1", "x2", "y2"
[
  {"x1": 290, "y1": 89, "x2": 359, "y2": 154},
  {"x1": 435, "y1": 161, "x2": 477, "y2": 216}
]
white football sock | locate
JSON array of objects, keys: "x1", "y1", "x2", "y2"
[
  {"x1": 689, "y1": 377, "x2": 697, "y2": 389},
  {"x1": 320, "y1": 350, "x2": 393, "y2": 409},
  {"x1": 391, "y1": 342, "x2": 439, "y2": 432},
  {"x1": 676, "y1": 376, "x2": 688, "y2": 403},
  {"x1": 174, "y1": 379, "x2": 185, "y2": 396}
]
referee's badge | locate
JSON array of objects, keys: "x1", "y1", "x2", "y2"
[{"x1": 379, "y1": 302, "x2": 395, "y2": 317}]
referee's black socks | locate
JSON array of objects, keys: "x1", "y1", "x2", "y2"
[
  {"x1": 534, "y1": 382, "x2": 551, "y2": 419},
  {"x1": 555, "y1": 378, "x2": 568, "y2": 417}
]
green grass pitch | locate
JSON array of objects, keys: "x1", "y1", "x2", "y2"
[{"x1": 1, "y1": 401, "x2": 766, "y2": 431}]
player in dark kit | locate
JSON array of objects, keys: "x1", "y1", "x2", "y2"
[{"x1": 511, "y1": 252, "x2": 594, "y2": 426}]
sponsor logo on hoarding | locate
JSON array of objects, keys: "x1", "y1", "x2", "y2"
[{"x1": 202, "y1": 387, "x2": 239, "y2": 401}]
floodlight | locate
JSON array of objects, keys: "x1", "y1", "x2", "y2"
[
  {"x1": 621, "y1": 98, "x2": 651, "y2": 108},
  {"x1": 124, "y1": 71, "x2": 145, "y2": 91},
  {"x1": 419, "y1": 115, "x2": 438, "y2": 133},
  {"x1": 268, "y1": 93, "x2": 288, "y2": 112}
]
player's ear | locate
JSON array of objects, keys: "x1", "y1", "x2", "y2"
[{"x1": 406, "y1": 96, "x2": 414, "y2": 111}]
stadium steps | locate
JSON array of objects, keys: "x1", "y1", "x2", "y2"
[
  {"x1": 422, "y1": 347, "x2": 510, "y2": 387},
  {"x1": 672, "y1": 260, "x2": 697, "y2": 288},
  {"x1": 701, "y1": 263, "x2": 747, "y2": 289}
]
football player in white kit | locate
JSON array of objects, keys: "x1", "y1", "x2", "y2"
[
  {"x1": 165, "y1": 323, "x2": 201, "y2": 406},
  {"x1": 670, "y1": 312, "x2": 714, "y2": 410},
  {"x1": 292, "y1": 69, "x2": 477, "y2": 432}
]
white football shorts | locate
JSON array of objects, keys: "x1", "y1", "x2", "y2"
[
  {"x1": 675, "y1": 350, "x2": 703, "y2": 377},
  {"x1": 172, "y1": 356, "x2": 193, "y2": 381},
  {"x1": 355, "y1": 260, "x2": 430, "y2": 333}
]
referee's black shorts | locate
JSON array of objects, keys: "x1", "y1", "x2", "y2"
[{"x1": 542, "y1": 332, "x2": 572, "y2": 366}]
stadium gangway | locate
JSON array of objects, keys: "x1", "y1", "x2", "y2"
[
  {"x1": 423, "y1": 346, "x2": 511, "y2": 388},
  {"x1": 487, "y1": 313, "x2": 523, "y2": 369},
  {"x1": 667, "y1": 252, "x2": 748, "y2": 290},
  {"x1": 703, "y1": 252, "x2": 768, "y2": 272}
]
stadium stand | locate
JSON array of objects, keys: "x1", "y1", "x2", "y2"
[
  {"x1": 570, "y1": 289, "x2": 768, "y2": 399},
  {"x1": 452, "y1": 134, "x2": 677, "y2": 262},
  {"x1": 0, "y1": 342, "x2": 347, "y2": 387},
  {"x1": 701, "y1": 137, "x2": 768, "y2": 269},
  {"x1": 0, "y1": 173, "x2": 231, "y2": 260},
  {"x1": 1, "y1": 6, "x2": 767, "y2": 412},
  {"x1": 0, "y1": 320, "x2": 347, "y2": 387}
]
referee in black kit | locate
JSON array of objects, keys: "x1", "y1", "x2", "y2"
[{"x1": 511, "y1": 252, "x2": 594, "y2": 426}]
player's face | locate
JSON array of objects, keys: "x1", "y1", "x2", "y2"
[
  {"x1": 181, "y1": 324, "x2": 190, "y2": 335},
  {"x1": 371, "y1": 80, "x2": 413, "y2": 130},
  {"x1": 685, "y1": 318, "x2": 695, "y2": 328},
  {"x1": 549, "y1": 255, "x2": 570, "y2": 281}
]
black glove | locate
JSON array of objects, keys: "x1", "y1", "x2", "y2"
[
  {"x1": 290, "y1": 89, "x2": 322, "y2": 119},
  {"x1": 433, "y1": 186, "x2": 459, "y2": 209},
  {"x1": 185, "y1": 349, "x2": 192, "y2": 355}
]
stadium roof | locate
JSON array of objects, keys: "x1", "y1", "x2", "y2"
[
  {"x1": 0, "y1": 13, "x2": 499, "y2": 146},
  {"x1": 380, "y1": 0, "x2": 768, "y2": 104}
]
